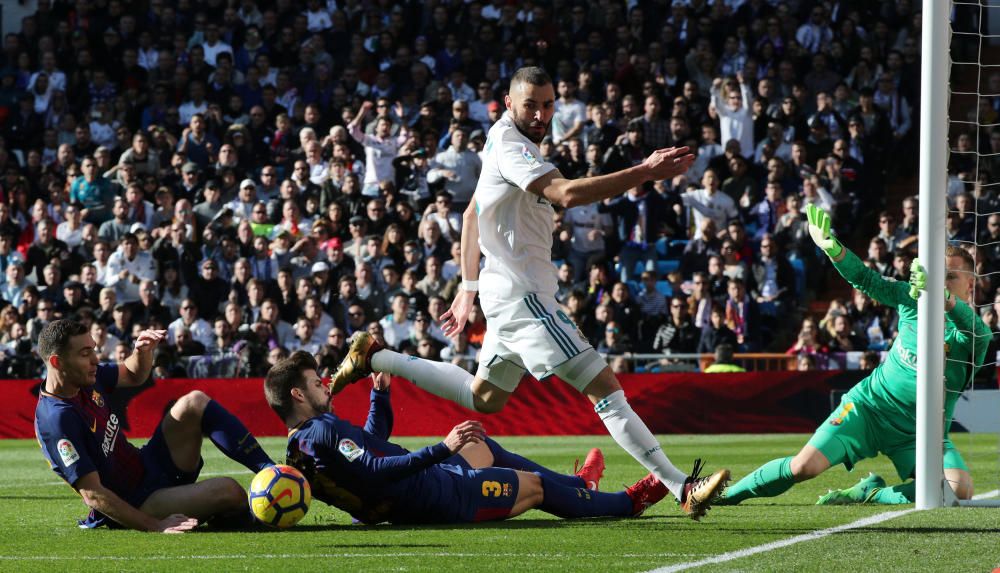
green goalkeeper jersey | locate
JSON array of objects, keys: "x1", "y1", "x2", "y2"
[{"x1": 831, "y1": 249, "x2": 991, "y2": 434}]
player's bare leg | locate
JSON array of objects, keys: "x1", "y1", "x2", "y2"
[
  {"x1": 140, "y1": 478, "x2": 246, "y2": 520},
  {"x1": 583, "y1": 367, "x2": 729, "y2": 519},
  {"x1": 161, "y1": 390, "x2": 273, "y2": 473},
  {"x1": 946, "y1": 468, "x2": 974, "y2": 500}
]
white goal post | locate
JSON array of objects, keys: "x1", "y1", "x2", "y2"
[{"x1": 917, "y1": 0, "x2": 1000, "y2": 509}]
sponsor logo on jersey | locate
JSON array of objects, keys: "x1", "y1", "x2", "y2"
[
  {"x1": 830, "y1": 402, "x2": 854, "y2": 426},
  {"x1": 520, "y1": 144, "x2": 539, "y2": 167},
  {"x1": 57, "y1": 439, "x2": 80, "y2": 467},
  {"x1": 895, "y1": 343, "x2": 917, "y2": 370},
  {"x1": 89, "y1": 419, "x2": 97, "y2": 433},
  {"x1": 338, "y1": 438, "x2": 364, "y2": 462},
  {"x1": 101, "y1": 414, "x2": 120, "y2": 456},
  {"x1": 91, "y1": 390, "x2": 104, "y2": 408}
]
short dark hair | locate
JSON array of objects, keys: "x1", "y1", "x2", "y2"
[
  {"x1": 510, "y1": 66, "x2": 552, "y2": 91},
  {"x1": 263, "y1": 350, "x2": 318, "y2": 421},
  {"x1": 37, "y1": 319, "x2": 89, "y2": 360}
]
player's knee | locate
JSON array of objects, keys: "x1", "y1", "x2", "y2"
[
  {"x1": 215, "y1": 477, "x2": 247, "y2": 509},
  {"x1": 175, "y1": 390, "x2": 211, "y2": 417},
  {"x1": 524, "y1": 473, "x2": 544, "y2": 505},
  {"x1": 473, "y1": 394, "x2": 507, "y2": 414},
  {"x1": 790, "y1": 453, "x2": 825, "y2": 480}
]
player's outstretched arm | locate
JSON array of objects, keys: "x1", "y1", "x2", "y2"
[
  {"x1": 119, "y1": 328, "x2": 166, "y2": 387},
  {"x1": 75, "y1": 472, "x2": 198, "y2": 533},
  {"x1": 526, "y1": 146, "x2": 695, "y2": 209},
  {"x1": 807, "y1": 204, "x2": 912, "y2": 308},
  {"x1": 441, "y1": 197, "x2": 481, "y2": 337},
  {"x1": 363, "y1": 372, "x2": 394, "y2": 440},
  {"x1": 348, "y1": 421, "x2": 485, "y2": 484}
]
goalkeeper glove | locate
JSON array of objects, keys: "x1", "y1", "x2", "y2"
[
  {"x1": 908, "y1": 258, "x2": 953, "y2": 302},
  {"x1": 805, "y1": 204, "x2": 843, "y2": 258}
]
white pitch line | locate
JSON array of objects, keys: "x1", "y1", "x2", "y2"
[
  {"x1": 0, "y1": 552, "x2": 701, "y2": 562},
  {"x1": 647, "y1": 489, "x2": 1000, "y2": 573},
  {"x1": 645, "y1": 509, "x2": 915, "y2": 573}
]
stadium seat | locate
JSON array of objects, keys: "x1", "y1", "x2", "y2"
[
  {"x1": 656, "y1": 259, "x2": 680, "y2": 276},
  {"x1": 626, "y1": 280, "x2": 641, "y2": 297},
  {"x1": 669, "y1": 239, "x2": 689, "y2": 258},
  {"x1": 655, "y1": 237, "x2": 669, "y2": 258},
  {"x1": 655, "y1": 281, "x2": 672, "y2": 296}
]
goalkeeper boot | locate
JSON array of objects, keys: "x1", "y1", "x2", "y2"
[
  {"x1": 329, "y1": 332, "x2": 384, "y2": 394},
  {"x1": 680, "y1": 459, "x2": 730, "y2": 521},
  {"x1": 816, "y1": 472, "x2": 886, "y2": 505},
  {"x1": 626, "y1": 473, "x2": 669, "y2": 517},
  {"x1": 574, "y1": 448, "x2": 605, "y2": 490}
]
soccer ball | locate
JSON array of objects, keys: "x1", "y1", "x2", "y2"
[{"x1": 248, "y1": 464, "x2": 312, "y2": 528}]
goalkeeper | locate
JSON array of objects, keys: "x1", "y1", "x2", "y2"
[{"x1": 719, "y1": 205, "x2": 989, "y2": 506}]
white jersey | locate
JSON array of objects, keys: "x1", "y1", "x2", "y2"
[{"x1": 475, "y1": 112, "x2": 559, "y2": 314}]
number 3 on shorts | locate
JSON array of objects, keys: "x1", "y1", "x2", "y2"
[{"x1": 482, "y1": 481, "x2": 503, "y2": 497}]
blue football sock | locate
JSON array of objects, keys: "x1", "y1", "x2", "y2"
[
  {"x1": 201, "y1": 400, "x2": 274, "y2": 472},
  {"x1": 485, "y1": 438, "x2": 584, "y2": 488},
  {"x1": 536, "y1": 474, "x2": 632, "y2": 518}
]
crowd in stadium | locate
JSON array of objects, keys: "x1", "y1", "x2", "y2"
[{"x1": 0, "y1": 0, "x2": 993, "y2": 379}]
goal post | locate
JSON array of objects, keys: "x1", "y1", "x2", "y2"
[{"x1": 915, "y1": 0, "x2": 952, "y2": 510}]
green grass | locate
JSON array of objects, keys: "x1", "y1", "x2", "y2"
[{"x1": 4, "y1": 433, "x2": 1000, "y2": 572}]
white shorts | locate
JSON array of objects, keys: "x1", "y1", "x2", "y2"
[{"x1": 476, "y1": 293, "x2": 607, "y2": 393}]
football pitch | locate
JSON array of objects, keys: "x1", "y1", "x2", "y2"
[{"x1": 3, "y1": 433, "x2": 1000, "y2": 572}]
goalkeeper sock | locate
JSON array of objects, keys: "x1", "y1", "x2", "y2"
[
  {"x1": 595, "y1": 390, "x2": 688, "y2": 499},
  {"x1": 866, "y1": 482, "x2": 915, "y2": 505},
  {"x1": 371, "y1": 349, "x2": 477, "y2": 411},
  {"x1": 201, "y1": 400, "x2": 274, "y2": 472},
  {"x1": 537, "y1": 474, "x2": 632, "y2": 518},
  {"x1": 722, "y1": 457, "x2": 795, "y2": 504},
  {"x1": 485, "y1": 438, "x2": 585, "y2": 488}
]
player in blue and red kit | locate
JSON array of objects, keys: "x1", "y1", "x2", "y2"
[
  {"x1": 264, "y1": 351, "x2": 680, "y2": 525},
  {"x1": 34, "y1": 319, "x2": 275, "y2": 532}
]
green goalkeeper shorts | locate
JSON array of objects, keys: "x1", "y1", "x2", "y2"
[{"x1": 807, "y1": 393, "x2": 968, "y2": 481}]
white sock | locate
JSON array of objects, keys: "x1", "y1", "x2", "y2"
[
  {"x1": 595, "y1": 390, "x2": 688, "y2": 499},
  {"x1": 371, "y1": 350, "x2": 477, "y2": 411}
]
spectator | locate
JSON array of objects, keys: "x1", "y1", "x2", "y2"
[
  {"x1": 698, "y1": 305, "x2": 738, "y2": 355},
  {"x1": 710, "y1": 76, "x2": 754, "y2": 159},
  {"x1": 682, "y1": 169, "x2": 739, "y2": 233},
  {"x1": 70, "y1": 156, "x2": 115, "y2": 224},
  {"x1": 748, "y1": 234, "x2": 797, "y2": 321},
  {"x1": 428, "y1": 129, "x2": 481, "y2": 210},
  {"x1": 703, "y1": 343, "x2": 747, "y2": 373},
  {"x1": 653, "y1": 296, "x2": 701, "y2": 356},
  {"x1": 167, "y1": 297, "x2": 213, "y2": 349}
]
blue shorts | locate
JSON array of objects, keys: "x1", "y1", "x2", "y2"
[
  {"x1": 129, "y1": 424, "x2": 204, "y2": 508},
  {"x1": 390, "y1": 455, "x2": 521, "y2": 524}
]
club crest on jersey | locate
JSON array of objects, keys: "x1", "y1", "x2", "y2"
[
  {"x1": 57, "y1": 439, "x2": 80, "y2": 466},
  {"x1": 830, "y1": 402, "x2": 854, "y2": 426},
  {"x1": 91, "y1": 390, "x2": 104, "y2": 408},
  {"x1": 521, "y1": 144, "x2": 539, "y2": 167},
  {"x1": 338, "y1": 438, "x2": 364, "y2": 462}
]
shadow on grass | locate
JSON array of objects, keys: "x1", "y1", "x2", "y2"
[
  {"x1": 0, "y1": 494, "x2": 78, "y2": 500},
  {"x1": 236, "y1": 515, "x2": 685, "y2": 533}
]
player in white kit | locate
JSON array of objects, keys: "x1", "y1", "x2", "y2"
[{"x1": 328, "y1": 67, "x2": 729, "y2": 519}]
